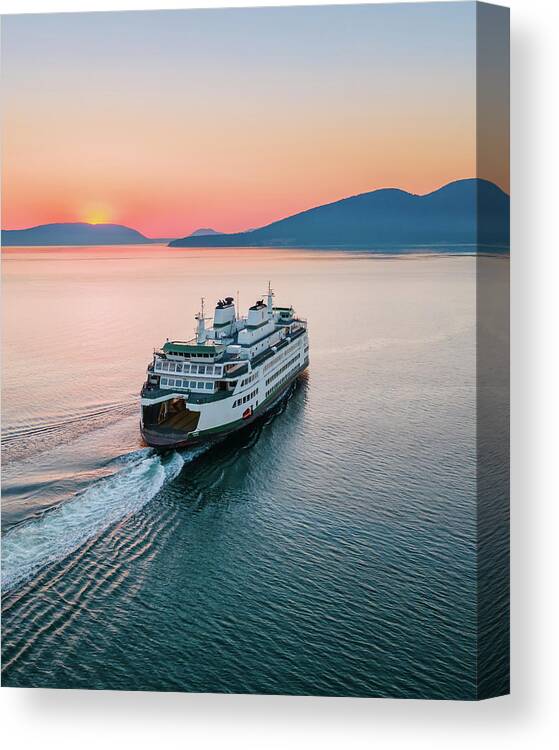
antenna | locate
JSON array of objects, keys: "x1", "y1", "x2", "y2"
[
  {"x1": 195, "y1": 297, "x2": 207, "y2": 343},
  {"x1": 236, "y1": 290, "x2": 240, "y2": 319},
  {"x1": 266, "y1": 281, "x2": 274, "y2": 319}
]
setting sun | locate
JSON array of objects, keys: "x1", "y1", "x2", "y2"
[{"x1": 83, "y1": 206, "x2": 110, "y2": 225}]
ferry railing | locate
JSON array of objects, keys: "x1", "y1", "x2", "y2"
[{"x1": 140, "y1": 384, "x2": 231, "y2": 404}]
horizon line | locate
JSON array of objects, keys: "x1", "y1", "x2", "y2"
[{"x1": 1, "y1": 177, "x2": 509, "y2": 238}]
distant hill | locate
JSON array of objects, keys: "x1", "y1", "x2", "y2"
[
  {"x1": 169, "y1": 179, "x2": 509, "y2": 251},
  {"x1": 188, "y1": 227, "x2": 222, "y2": 237},
  {"x1": 1, "y1": 222, "x2": 155, "y2": 246}
]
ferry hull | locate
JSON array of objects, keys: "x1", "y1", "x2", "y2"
[{"x1": 141, "y1": 365, "x2": 307, "y2": 451}]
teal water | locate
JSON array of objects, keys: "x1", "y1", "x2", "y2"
[{"x1": 1, "y1": 246, "x2": 507, "y2": 698}]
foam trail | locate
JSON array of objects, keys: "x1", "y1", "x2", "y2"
[{"x1": 1, "y1": 447, "x2": 202, "y2": 592}]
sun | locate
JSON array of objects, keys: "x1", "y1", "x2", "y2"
[{"x1": 82, "y1": 205, "x2": 111, "y2": 225}]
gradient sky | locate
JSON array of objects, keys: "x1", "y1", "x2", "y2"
[{"x1": 1, "y1": 3, "x2": 508, "y2": 238}]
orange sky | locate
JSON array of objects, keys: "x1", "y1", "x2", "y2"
[{"x1": 1, "y1": 5, "x2": 508, "y2": 238}]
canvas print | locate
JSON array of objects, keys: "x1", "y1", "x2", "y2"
[{"x1": 1, "y1": 2, "x2": 509, "y2": 699}]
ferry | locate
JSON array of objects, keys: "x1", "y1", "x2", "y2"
[{"x1": 140, "y1": 285, "x2": 309, "y2": 449}]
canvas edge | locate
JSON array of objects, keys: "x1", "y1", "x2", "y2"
[{"x1": 475, "y1": 0, "x2": 511, "y2": 701}]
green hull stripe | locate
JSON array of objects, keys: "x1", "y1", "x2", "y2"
[{"x1": 192, "y1": 360, "x2": 309, "y2": 438}]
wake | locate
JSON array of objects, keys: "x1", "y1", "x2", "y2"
[{"x1": 1, "y1": 447, "x2": 202, "y2": 593}]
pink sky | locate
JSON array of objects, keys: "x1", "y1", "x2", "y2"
[{"x1": 1, "y1": 6, "x2": 508, "y2": 238}]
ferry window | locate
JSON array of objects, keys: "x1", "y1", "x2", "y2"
[
  {"x1": 198, "y1": 366, "x2": 206, "y2": 374},
  {"x1": 205, "y1": 383, "x2": 213, "y2": 390},
  {"x1": 197, "y1": 382, "x2": 204, "y2": 389},
  {"x1": 161, "y1": 377, "x2": 168, "y2": 386},
  {"x1": 190, "y1": 381, "x2": 196, "y2": 388},
  {"x1": 176, "y1": 364, "x2": 182, "y2": 373},
  {"x1": 162, "y1": 361, "x2": 169, "y2": 371}
]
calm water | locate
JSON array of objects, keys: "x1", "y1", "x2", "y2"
[{"x1": 1, "y1": 246, "x2": 506, "y2": 698}]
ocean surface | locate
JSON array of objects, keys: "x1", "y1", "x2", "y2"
[{"x1": 1, "y1": 246, "x2": 508, "y2": 698}]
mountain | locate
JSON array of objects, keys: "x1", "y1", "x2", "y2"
[
  {"x1": 188, "y1": 227, "x2": 222, "y2": 237},
  {"x1": 1, "y1": 222, "x2": 155, "y2": 246},
  {"x1": 169, "y1": 179, "x2": 509, "y2": 250}
]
